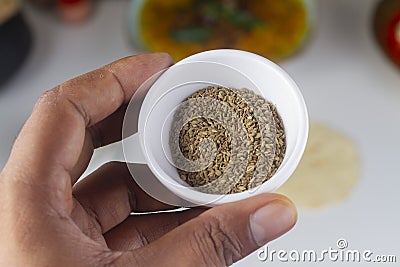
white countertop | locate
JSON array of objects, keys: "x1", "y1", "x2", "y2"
[{"x1": 1, "y1": 0, "x2": 399, "y2": 266}]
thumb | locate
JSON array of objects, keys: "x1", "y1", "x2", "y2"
[{"x1": 122, "y1": 193, "x2": 297, "y2": 267}]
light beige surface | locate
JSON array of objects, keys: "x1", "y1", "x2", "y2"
[{"x1": 277, "y1": 122, "x2": 360, "y2": 209}]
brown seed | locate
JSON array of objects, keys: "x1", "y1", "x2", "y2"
[{"x1": 169, "y1": 86, "x2": 286, "y2": 194}]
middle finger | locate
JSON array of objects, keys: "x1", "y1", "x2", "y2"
[{"x1": 72, "y1": 162, "x2": 173, "y2": 233}]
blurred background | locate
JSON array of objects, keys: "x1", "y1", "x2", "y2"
[{"x1": 1, "y1": 0, "x2": 400, "y2": 266}]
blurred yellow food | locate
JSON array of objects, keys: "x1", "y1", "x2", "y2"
[
  {"x1": 277, "y1": 123, "x2": 360, "y2": 209},
  {"x1": 139, "y1": 0, "x2": 310, "y2": 61}
]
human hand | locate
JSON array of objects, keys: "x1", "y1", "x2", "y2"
[{"x1": 0, "y1": 53, "x2": 297, "y2": 267}]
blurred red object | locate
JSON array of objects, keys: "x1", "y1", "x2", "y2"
[
  {"x1": 374, "y1": 0, "x2": 400, "y2": 67},
  {"x1": 58, "y1": 0, "x2": 92, "y2": 24}
]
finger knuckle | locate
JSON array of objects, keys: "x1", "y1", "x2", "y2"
[
  {"x1": 36, "y1": 85, "x2": 89, "y2": 125},
  {"x1": 35, "y1": 86, "x2": 72, "y2": 113},
  {"x1": 190, "y1": 214, "x2": 245, "y2": 266},
  {"x1": 36, "y1": 87, "x2": 62, "y2": 108}
]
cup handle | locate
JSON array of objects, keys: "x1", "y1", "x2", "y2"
[{"x1": 101, "y1": 133, "x2": 147, "y2": 164}]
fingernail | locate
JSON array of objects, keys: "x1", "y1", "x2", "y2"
[{"x1": 250, "y1": 200, "x2": 297, "y2": 245}]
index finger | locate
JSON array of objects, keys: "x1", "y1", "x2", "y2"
[{"x1": 4, "y1": 53, "x2": 173, "y2": 193}]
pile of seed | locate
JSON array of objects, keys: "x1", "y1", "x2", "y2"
[{"x1": 169, "y1": 86, "x2": 286, "y2": 194}]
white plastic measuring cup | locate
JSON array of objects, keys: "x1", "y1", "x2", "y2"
[{"x1": 103, "y1": 49, "x2": 309, "y2": 206}]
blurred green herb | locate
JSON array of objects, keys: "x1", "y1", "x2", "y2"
[
  {"x1": 218, "y1": 1, "x2": 263, "y2": 30},
  {"x1": 171, "y1": 0, "x2": 263, "y2": 43},
  {"x1": 171, "y1": 27, "x2": 211, "y2": 43},
  {"x1": 227, "y1": 10, "x2": 263, "y2": 30},
  {"x1": 201, "y1": 1, "x2": 221, "y2": 21}
]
